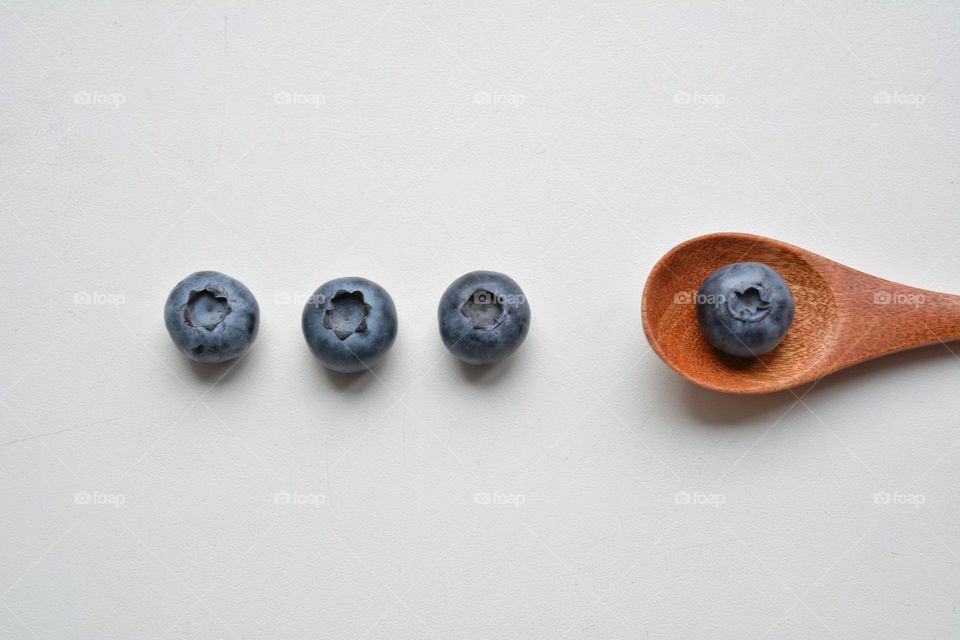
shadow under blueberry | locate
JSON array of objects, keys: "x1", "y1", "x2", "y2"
[
  {"x1": 454, "y1": 345, "x2": 524, "y2": 386},
  {"x1": 322, "y1": 366, "x2": 378, "y2": 393},
  {"x1": 186, "y1": 344, "x2": 258, "y2": 385},
  {"x1": 304, "y1": 350, "x2": 386, "y2": 394}
]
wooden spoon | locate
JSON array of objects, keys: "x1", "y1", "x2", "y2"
[{"x1": 642, "y1": 232, "x2": 960, "y2": 394}]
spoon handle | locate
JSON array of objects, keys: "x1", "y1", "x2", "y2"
[{"x1": 831, "y1": 273, "x2": 960, "y2": 370}]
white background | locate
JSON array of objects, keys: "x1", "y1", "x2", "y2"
[{"x1": 2, "y1": 1, "x2": 959, "y2": 638}]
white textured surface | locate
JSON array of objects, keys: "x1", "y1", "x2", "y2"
[{"x1": 2, "y1": 1, "x2": 960, "y2": 638}]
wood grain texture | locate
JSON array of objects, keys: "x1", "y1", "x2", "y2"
[{"x1": 641, "y1": 232, "x2": 960, "y2": 394}]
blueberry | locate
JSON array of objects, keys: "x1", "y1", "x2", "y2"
[
  {"x1": 164, "y1": 271, "x2": 260, "y2": 363},
  {"x1": 696, "y1": 262, "x2": 795, "y2": 357},
  {"x1": 302, "y1": 277, "x2": 398, "y2": 373},
  {"x1": 438, "y1": 271, "x2": 531, "y2": 365}
]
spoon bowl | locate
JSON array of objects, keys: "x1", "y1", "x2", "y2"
[{"x1": 642, "y1": 233, "x2": 960, "y2": 394}]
